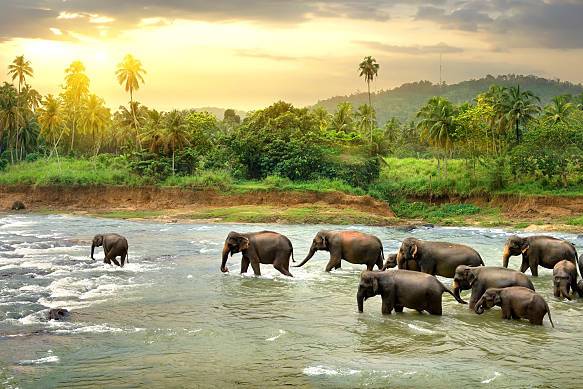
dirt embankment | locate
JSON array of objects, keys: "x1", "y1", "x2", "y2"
[{"x1": 0, "y1": 185, "x2": 395, "y2": 217}]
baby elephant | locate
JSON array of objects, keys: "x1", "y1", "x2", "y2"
[
  {"x1": 91, "y1": 233, "x2": 129, "y2": 267},
  {"x1": 357, "y1": 270, "x2": 465, "y2": 316},
  {"x1": 553, "y1": 260, "x2": 581, "y2": 300},
  {"x1": 475, "y1": 286, "x2": 554, "y2": 327}
]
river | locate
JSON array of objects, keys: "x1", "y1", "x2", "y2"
[{"x1": 0, "y1": 214, "x2": 582, "y2": 388}]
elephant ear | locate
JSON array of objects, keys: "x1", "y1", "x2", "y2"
[
  {"x1": 372, "y1": 276, "x2": 379, "y2": 294},
  {"x1": 239, "y1": 237, "x2": 250, "y2": 251},
  {"x1": 521, "y1": 244, "x2": 529, "y2": 254},
  {"x1": 322, "y1": 235, "x2": 328, "y2": 249},
  {"x1": 411, "y1": 244, "x2": 418, "y2": 258},
  {"x1": 493, "y1": 293, "x2": 502, "y2": 305},
  {"x1": 467, "y1": 271, "x2": 477, "y2": 286}
]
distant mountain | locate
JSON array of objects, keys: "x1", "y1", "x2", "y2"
[
  {"x1": 192, "y1": 107, "x2": 247, "y2": 120},
  {"x1": 314, "y1": 74, "x2": 583, "y2": 125}
]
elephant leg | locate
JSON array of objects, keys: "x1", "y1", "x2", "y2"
[
  {"x1": 120, "y1": 253, "x2": 127, "y2": 267},
  {"x1": 334, "y1": 262, "x2": 342, "y2": 270},
  {"x1": 469, "y1": 286, "x2": 485, "y2": 311},
  {"x1": 381, "y1": 296, "x2": 394, "y2": 315},
  {"x1": 529, "y1": 264, "x2": 539, "y2": 277},
  {"x1": 394, "y1": 305, "x2": 404, "y2": 313},
  {"x1": 274, "y1": 260, "x2": 293, "y2": 277},
  {"x1": 240, "y1": 257, "x2": 250, "y2": 274},
  {"x1": 110, "y1": 257, "x2": 121, "y2": 267},
  {"x1": 501, "y1": 304, "x2": 512, "y2": 320},
  {"x1": 520, "y1": 260, "x2": 529, "y2": 273},
  {"x1": 250, "y1": 260, "x2": 261, "y2": 276},
  {"x1": 325, "y1": 257, "x2": 341, "y2": 272}
]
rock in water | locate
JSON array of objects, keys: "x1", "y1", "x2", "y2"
[
  {"x1": 48, "y1": 308, "x2": 69, "y2": 321},
  {"x1": 11, "y1": 201, "x2": 26, "y2": 210}
]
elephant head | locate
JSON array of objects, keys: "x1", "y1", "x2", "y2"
[
  {"x1": 502, "y1": 235, "x2": 528, "y2": 268},
  {"x1": 91, "y1": 234, "x2": 104, "y2": 260},
  {"x1": 553, "y1": 273, "x2": 571, "y2": 300},
  {"x1": 295, "y1": 231, "x2": 329, "y2": 268},
  {"x1": 396, "y1": 237, "x2": 420, "y2": 270},
  {"x1": 452, "y1": 265, "x2": 476, "y2": 304},
  {"x1": 221, "y1": 232, "x2": 250, "y2": 273},
  {"x1": 474, "y1": 289, "x2": 501, "y2": 314},
  {"x1": 357, "y1": 271, "x2": 382, "y2": 312},
  {"x1": 381, "y1": 254, "x2": 397, "y2": 270}
]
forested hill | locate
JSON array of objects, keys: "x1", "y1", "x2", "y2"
[{"x1": 314, "y1": 74, "x2": 583, "y2": 125}]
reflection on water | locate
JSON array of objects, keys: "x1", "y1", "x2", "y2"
[{"x1": 1, "y1": 215, "x2": 583, "y2": 387}]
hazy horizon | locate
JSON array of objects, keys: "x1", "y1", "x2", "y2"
[{"x1": 1, "y1": 1, "x2": 582, "y2": 111}]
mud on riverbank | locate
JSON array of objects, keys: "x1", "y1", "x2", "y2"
[{"x1": 1, "y1": 185, "x2": 582, "y2": 231}]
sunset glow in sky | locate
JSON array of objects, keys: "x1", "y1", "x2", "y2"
[{"x1": 1, "y1": 1, "x2": 582, "y2": 110}]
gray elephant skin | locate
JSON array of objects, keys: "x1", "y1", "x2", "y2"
[
  {"x1": 357, "y1": 270, "x2": 465, "y2": 315},
  {"x1": 393, "y1": 237, "x2": 484, "y2": 277},
  {"x1": 295, "y1": 230, "x2": 384, "y2": 272},
  {"x1": 475, "y1": 286, "x2": 554, "y2": 327},
  {"x1": 502, "y1": 235, "x2": 577, "y2": 276},
  {"x1": 452, "y1": 265, "x2": 535, "y2": 310},
  {"x1": 91, "y1": 233, "x2": 128, "y2": 267},
  {"x1": 553, "y1": 260, "x2": 581, "y2": 300},
  {"x1": 221, "y1": 231, "x2": 294, "y2": 277}
]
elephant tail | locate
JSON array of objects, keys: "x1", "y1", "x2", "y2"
[
  {"x1": 291, "y1": 247, "x2": 295, "y2": 263},
  {"x1": 127, "y1": 250, "x2": 129, "y2": 264},
  {"x1": 478, "y1": 254, "x2": 485, "y2": 266},
  {"x1": 545, "y1": 301, "x2": 555, "y2": 328},
  {"x1": 443, "y1": 286, "x2": 466, "y2": 304}
]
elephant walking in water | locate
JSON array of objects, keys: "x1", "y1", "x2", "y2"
[
  {"x1": 221, "y1": 231, "x2": 295, "y2": 277},
  {"x1": 502, "y1": 235, "x2": 578, "y2": 277},
  {"x1": 91, "y1": 233, "x2": 128, "y2": 267},
  {"x1": 295, "y1": 230, "x2": 384, "y2": 272}
]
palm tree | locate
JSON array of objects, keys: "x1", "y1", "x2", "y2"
[
  {"x1": 311, "y1": 106, "x2": 331, "y2": 132},
  {"x1": 358, "y1": 56, "x2": 379, "y2": 143},
  {"x1": 544, "y1": 95, "x2": 574, "y2": 124},
  {"x1": 116, "y1": 54, "x2": 146, "y2": 134},
  {"x1": 0, "y1": 82, "x2": 23, "y2": 160},
  {"x1": 162, "y1": 110, "x2": 190, "y2": 174},
  {"x1": 8, "y1": 55, "x2": 33, "y2": 93},
  {"x1": 62, "y1": 60, "x2": 90, "y2": 151},
  {"x1": 576, "y1": 93, "x2": 583, "y2": 111},
  {"x1": 355, "y1": 104, "x2": 376, "y2": 137},
  {"x1": 417, "y1": 96, "x2": 457, "y2": 177},
  {"x1": 81, "y1": 94, "x2": 110, "y2": 154},
  {"x1": 21, "y1": 85, "x2": 42, "y2": 112},
  {"x1": 330, "y1": 102, "x2": 354, "y2": 134},
  {"x1": 503, "y1": 85, "x2": 540, "y2": 143},
  {"x1": 38, "y1": 94, "x2": 67, "y2": 158}
]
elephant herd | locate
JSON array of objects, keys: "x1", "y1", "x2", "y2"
[{"x1": 90, "y1": 229, "x2": 582, "y2": 328}]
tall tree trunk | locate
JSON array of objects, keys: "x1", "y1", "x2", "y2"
[
  {"x1": 172, "y1": 149, "x2": 175, "y2": 175},
  {"x1": 367, "y1": 80, "x2": 372, "y2": 145}
]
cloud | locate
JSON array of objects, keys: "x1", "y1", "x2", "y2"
[
  {"x1": 414, "y1": 0, "x2": 583, "y2": 49},
  {"x1": 234, "y1": 49, "x2": 318, "y2": 62},
  {"x1": 356, "y1": 40, "x2": 464, "y2": 55}
]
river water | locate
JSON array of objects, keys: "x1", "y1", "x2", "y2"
[{"x1": 1, "y1": 214, "x2": 582, "y2": 388}]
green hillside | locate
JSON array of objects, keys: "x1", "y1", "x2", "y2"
[{"x1": 314, "y1": 74, "x2": 583, "y2": 125}]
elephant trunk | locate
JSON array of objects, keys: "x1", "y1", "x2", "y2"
[
  {"x1": 294, "y1": 245, "x2": 317, "y2": 268},
  {"x1": 357, "y1": 290, "x2": 365, "y2": 313},
  {"x1": 221, "y1": 243, "x2": 230, "y2": 273},
  {"x1": 561, "y1": 284, "x2": 572, "y2": 300},
  {"x1": 452, "y1": 280, "x2": 467, "y2": 304},
  {"x1": 91, "y1": 244, "x2": 95, "y2": 260},
  {"x1": 475, "y1": 301, "x2": 485, "y2": 314},
  {"x1": 502, "y1": 246, "x2": 510, "y2": 268}
]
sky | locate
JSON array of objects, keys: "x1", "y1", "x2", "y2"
[{"x1": 0, "y1": 0, "x2": 582, "y2": 111}]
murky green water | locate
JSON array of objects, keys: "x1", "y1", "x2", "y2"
[{"x1": 1, "y1": 214, "x2": 582, "y2": 388}]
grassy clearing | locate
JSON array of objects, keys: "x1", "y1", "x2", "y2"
[{"x1": 98, "y1": 210, "x2": 167, "y2": 219}]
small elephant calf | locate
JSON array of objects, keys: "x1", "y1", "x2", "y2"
[
  {"x1": 357, "y1": 270, "x2": 465, "y2": 316},
  {"x1": 475, "y1": 286, "x2": 554, "y2": 327},
  {"x1": 553, "y1": 260, "x2": 581, "y2": 300}
]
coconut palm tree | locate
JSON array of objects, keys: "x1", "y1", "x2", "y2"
[
  {"x1": 8, "y1": 55, "x2": 33, "y2": 93},
  {"x1": 417, "y1": 96, "x2": 457, "y2": 177},
  {"x1": 116, "y1": 54, "x2": 146, "y2": 133},
  {"x1": 81, "y1": 94, "x2": 110, "y2": 154},
  {"x1": 544, "y1": 95, "x2": 574, "y2": 124},
  {"x1": 330, "y1": 102, "x2": 354, "y2": 134},
  {"x1": 38, "y1": 94, "x2": 67, "y2": 158},
  {"x1": 0, "y1": 82, "x2": 23, "y2": 160},
  {"x1": 21, "y1": 84, "x2": 42, "y2": 112},
  {"x1": 502, "y1": 85, "x2": 540, "y2": 143},
  {"x1": 358, "y1": 56, "x2": 379, "y2": 143},
  {"x1": 62, "y1": 60, "x2": 90, "y2": 152},
  {"x1": 162, "y1": 110, "x2": 190, "y2": 174},
  {"x1": 355, "y1": 104, "x2": 376, "y2": 138}
]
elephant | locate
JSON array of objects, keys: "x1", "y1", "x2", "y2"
[
  {"x1": 357, "y1": 270, "x2": 465, "y2": 315},
  {"x1": 47, "y1": 308, "x2": 69, "y2": 321},
  {"x1": 295, "y1": 230, "x2": 384, "y2": 272},
  {"x1": 502, "y1": 235, "x2": 578, "y2": 277},
  {"x1": 381, "y1": 253, "x2": 398, "y2": 270},
  {"x1": 553, "y1": 260, "x2": 581, "y2": 300},
  {"x1": 452, "y1": 265, "x2": 535, "y2": 310},
  {"x1": 221, "y1": 231, "x2": 295, "y2": 277},
  {"x1": 91, "y1": 233, "x2": 128, "y2": 267},
  {"x1": 394, "y1": 237, "x2": 484, "y2": 278},
  {"x1": 475, "y1": 286, "x2": 554, "y2": 327}
]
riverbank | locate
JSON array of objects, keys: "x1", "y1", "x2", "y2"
[{"x1": 1, "y1": 185, "x2": 583, "y2": 232}]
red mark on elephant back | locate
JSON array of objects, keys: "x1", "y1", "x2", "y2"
[{"x1": 340, "y1": 231, "x2": 366, "y2": 240}]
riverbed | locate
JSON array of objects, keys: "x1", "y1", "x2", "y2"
[{"x1": 1, "y1": 214, "x2": 582, "y2": 388}]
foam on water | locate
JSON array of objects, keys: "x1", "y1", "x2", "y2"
[
  {"x1": 303, "y1": 365, "x2": 361, "y2": 376},
  {"x1": 481, "y1": 372, "x2": 501, "y2": 384},
  {"x1": 266, "y1": 329, "x2": 286, "y2": 341}
]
